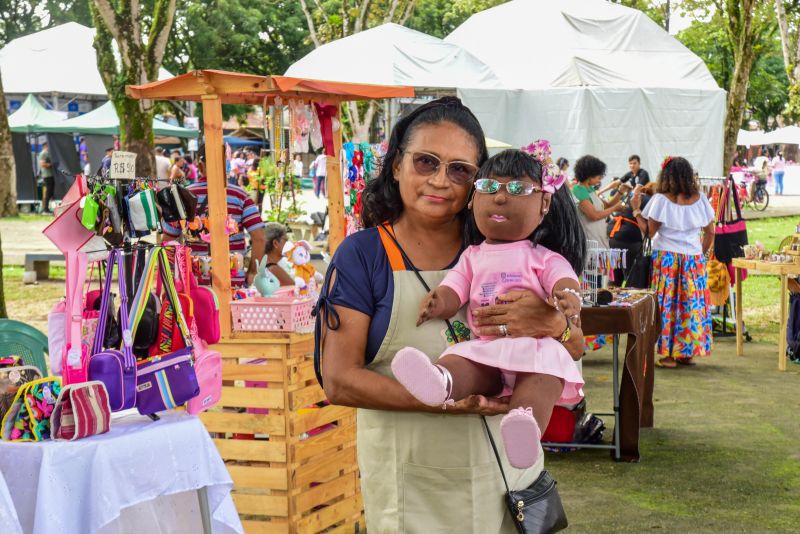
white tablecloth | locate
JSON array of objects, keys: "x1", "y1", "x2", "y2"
[
  {"x1": 0, "y1": 469, "x2": 21, "y2": 534},
  {"x1": 0, "y1": 411, "x2": 243, "y2": 534}
]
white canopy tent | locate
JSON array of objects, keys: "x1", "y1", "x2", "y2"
[
  {"x1": 761, "y1": 126, "x2": 800, "y2": 145},
  {"x1": 285, "y1": 23, "x2": 501, "y2": 90},
  {"x1": 737, "y1": 129, "x2": 767, "y2": 147},
  {"x1": 446, "y1": 0, "x2": 726, "y2": 177},
  {"x1": 0, "y1": 22, "x2": 172, "y2": 101}
]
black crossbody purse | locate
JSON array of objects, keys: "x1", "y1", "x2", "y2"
[{"x1": 378, "y1": 224, "x2": 568, "y2": 533}]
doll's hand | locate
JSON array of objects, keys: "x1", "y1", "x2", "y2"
[
  {"x1": 553, "y1": 290, "x2": 581, "y2": 328},
  {"x1": 417, "y1": 289, "x2": 446, "y2": 326}
]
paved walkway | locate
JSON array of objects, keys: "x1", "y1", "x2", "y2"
[{"x1": 742, "y1": 193, "x2": 800, "y2": 220}]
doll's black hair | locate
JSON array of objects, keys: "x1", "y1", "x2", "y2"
[
  {"x1": 464, "y1": 149, "x2": 586, "y2": 275},
  {"x1": 360, "y1": 96, "x2": 488, "y2": 228}
]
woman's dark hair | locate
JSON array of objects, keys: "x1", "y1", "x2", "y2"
[
  {"x1": 573, "y1": 155, "x2": 606, "y2": 183},
  {"x1": 184, "y1": 155, "x2": 193, "y2": 165},
  {"x1": 556, "y1": 157, "x2": 569, "y2": 170},
  {"x1": 361, "y1": 96, "x2": 488, "y2": 228},
  {"x1": 464, "y1": 150, "x2": 586, "y2": 274},
  {"x1": 657, "y1": 156, "x2": 698, "y2": 197}
]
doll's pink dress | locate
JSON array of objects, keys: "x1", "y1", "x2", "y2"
[{"x1": 440, "y1": 240, "x2": 584, "y2": 404}]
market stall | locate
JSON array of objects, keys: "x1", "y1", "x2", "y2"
[{"x1": 126, "y1": 70, "x2": 414, "y2": 532}]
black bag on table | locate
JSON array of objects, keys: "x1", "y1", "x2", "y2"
[{"x1": 624, "y1": 237, "x2": 653, "y2": 289}]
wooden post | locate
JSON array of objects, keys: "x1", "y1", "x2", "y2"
[
  {"x1": 735, "y1": 267, "x2": 743, "y2": 357},
  {"x1": 779, "y1": 274, "x2": 788, "y2": 371},
  {"x1": 326, "y1": 104, "x2": 345, "y2": 253},
  {"x1": 202, "y1": 94, "x2": 233, "y2": 338}
]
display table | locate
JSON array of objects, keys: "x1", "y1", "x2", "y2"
[
  {"x1": 575, "y1": 292, "x2": 659, "y2": 462},
  {"x1": 732, "y1": 258, "x2": 800, "y2": 370},
  {"x1": 0, "y1": 469, "x2": 21, "y2": 534},
  {"x1": 0, "y1": 411, "x2": 243, "y2": 534}
]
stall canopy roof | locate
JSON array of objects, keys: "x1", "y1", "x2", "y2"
[
  {"x1": 35, "y1": 101, "x2": 198, "y2": 138},
  {"x1": 285, "y1": 23, "x2": 501, "y2": 90},
  {"x1": 126, "y1": 70, "x2": 415, "y2": 104},
  {"x1": 737, "y1": 129, "x2": 767, "y2": 147},
  {"x1": 8, "y1": 94, "x2": 65, "y2": 133},
  {"x1": 0, "y1": 22, "x2": 172, "y2": 97},
  {"x1": 445, "y1": 0, "x2": 719, "y2": 90},
  {"x1": 762, "y1": 126, "x2": 800, "y2": 145}
]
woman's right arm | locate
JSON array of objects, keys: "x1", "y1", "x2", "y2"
[
  {"x1": 321, "y1": 304, "x2": 509, "y2": 415},
  {"x1": 578, "y1": 198, "x2": 620, "y2": 222}
]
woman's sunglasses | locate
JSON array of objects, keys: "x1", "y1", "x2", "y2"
[
  {"x1": 405, "y1": 151, "x2": 479, "y2": 185},
  {"x1": 474, "y1": 178, "x2": 542, "y2": 196}
]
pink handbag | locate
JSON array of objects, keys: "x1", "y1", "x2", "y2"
[
  {"x1": 61, "y1": 252, "x2": 90, "y2": 385},
  {"x1": 186, "y1": 337, "x2": 222, "y2": 415},
  {"x1": 42, "y1": 176, "x2": 93, "y2": 254},
  {"x1": 47, "y1": 300, "x2": 67, "y2": 375}
]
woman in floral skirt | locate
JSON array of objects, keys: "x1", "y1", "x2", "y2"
[{"x1": 632, "y1": 156, "x2": 715, "y2": 367}]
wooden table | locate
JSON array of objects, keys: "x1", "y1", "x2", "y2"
[
  {"x1": 732, "y1": 258, "x2": 800, "y2": 371},
  {"x1": 543, "y1": 292, "x2": 659, "y2": 462}
]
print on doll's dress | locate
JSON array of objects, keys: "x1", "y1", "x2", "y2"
[{"x1": 442, "y1": 320, "x2": 472, "y2": 346}]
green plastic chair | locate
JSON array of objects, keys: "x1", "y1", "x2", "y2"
[{"x1": 0, "y1": 319, "x2": 49, "y2": 376}]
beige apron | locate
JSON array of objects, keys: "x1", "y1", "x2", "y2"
[{"x1": 357, "y1": 226, "x2": 543, "y2": 533}]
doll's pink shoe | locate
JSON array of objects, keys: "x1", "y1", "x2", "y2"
[
  {"x1": 500, "y1": 407, "x2": 541, "y2": 468},
  {"x1": 391, "y1": 347, "x2": 453, "y2": 407}
]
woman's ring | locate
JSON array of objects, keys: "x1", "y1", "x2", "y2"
[{"x1": 499, "y1": 324, "x2": 508, "y2": 336}]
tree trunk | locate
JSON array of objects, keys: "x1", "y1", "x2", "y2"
[
  {"x1": 724, "y1": 46, "x2": 757, "y2": 171},
  {"x1": 345, "y1": 101, "x2": 376, "y2": 143},
  {"x1": 91, "y1": 0, "x2": 175, "y2": 177},
  {"x1": 118, "y1": 97, "x2": 156, "y2": 177},
  {"x1": 0, "y1": 70, "x2": 18, "y2": 217},
  {"x1": 0, "y1": 231, "x2": 6, "y2": 319}
]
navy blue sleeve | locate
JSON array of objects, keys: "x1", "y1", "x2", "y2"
[
  {"x1": 326, "y1": 230, "x2": 379, "y2": 316},
  {"x1": 321, "y1": 228, "x2": 394, "y2": 364}
]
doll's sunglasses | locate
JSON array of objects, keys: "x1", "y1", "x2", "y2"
[
  {"x1": 474, "y1": 178, "x2": 542, "y2": 196},
  {"x1": 405, "y1": 151, "x2": 479, "y2": 185}
]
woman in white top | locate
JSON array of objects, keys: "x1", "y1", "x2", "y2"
[{"x1": 632, "y1": 156, "x2": 715, "y2": 368}]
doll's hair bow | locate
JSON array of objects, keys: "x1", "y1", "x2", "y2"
[{"x1": 521, "y1": 139, "x2": 565, "y2": 193}]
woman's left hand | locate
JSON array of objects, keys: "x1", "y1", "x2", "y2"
[{"x1": 472, "y1": 290, "x2": 563, "y2": 338}]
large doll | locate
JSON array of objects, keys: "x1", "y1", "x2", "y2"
[{"x1": 392, "y1": 142, "x2": 585, "y2": 469}]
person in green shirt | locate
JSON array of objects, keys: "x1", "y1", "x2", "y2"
[
  {"x1": 571, "y1": 155, "x2": 628, "y2": 248},
  {"x1": 39, "y1": 142, "x2": 54, "y2": 214}
]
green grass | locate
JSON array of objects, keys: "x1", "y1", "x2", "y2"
[
  {"x1": 745, "y1": 216, "x2": 798, "y2": 252},
  {"x1": 2, "y1": 213, "x2": 54, "y2": 223},
  {"x1": 733, "y1": 216, "x2": 799, "y2": 344},
  {"x1": 550, "y1": 342, "x2": 800, "y2": 533},
  {"x1": 2, "y1": 266, "x2": 65, "y2": 334}
]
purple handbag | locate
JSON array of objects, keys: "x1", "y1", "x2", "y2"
[
  {"x1": 134, "y1": 248, "x2": 199, "y2": 415},
  {"x1": 87, "y1": 249, "x2": 137, "y2": 412}
]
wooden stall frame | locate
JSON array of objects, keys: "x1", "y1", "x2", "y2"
[
  {"x1": 127, "y1": 70, "x2": 413, "y2": 338},
  {"x1": 127, "y1": 71, "x2": 413, "y2": 533}
]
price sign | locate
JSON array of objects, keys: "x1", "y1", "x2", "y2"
[{"x1": 110, "y1": 151, "x2": 136, "y2": 180}]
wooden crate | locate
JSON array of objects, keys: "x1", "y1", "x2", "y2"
[{"x1": 202, "y1": 332, "x2": 364, "y2": 533}]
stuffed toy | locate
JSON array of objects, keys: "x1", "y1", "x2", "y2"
[
  {"x1": 253, "y1": 257, "x2": 281, "y2": 297},
  {"x1": 283, "y1": 240, "x2": 323, "y2": 295}
]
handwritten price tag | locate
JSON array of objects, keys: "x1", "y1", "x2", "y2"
[{"x1": 110, "y1": 151, "x2": 136, "y2": 180}]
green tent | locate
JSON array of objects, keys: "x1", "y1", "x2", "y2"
[
  {"x1": 36, "y1": 101, "x2": 198, "y2": 139},
  {"x1": 8, "y1": 95, "x2": 64, "y2": 133}
]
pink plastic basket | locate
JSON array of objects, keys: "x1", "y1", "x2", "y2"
[{"x1": 230, "y1": 296, "x2": 315, "y2": 333}]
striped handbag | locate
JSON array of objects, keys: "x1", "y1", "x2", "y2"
[{"x1": 51, "y1": 381, "x2": 111, "y2": 441}]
